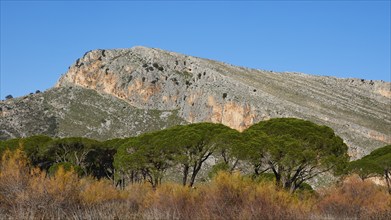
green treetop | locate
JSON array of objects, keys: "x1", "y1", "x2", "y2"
[{"x1": 243, "y1": 118, "x2": 349, "y2": 192}]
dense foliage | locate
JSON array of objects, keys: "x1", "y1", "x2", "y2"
[
  {"x1": 114, "y1": 123, "x2": 237, "y2": 188},
  {"x1": 242, "y1": 118, "x2": 349, "y2": 192},
  {"x1": 0, "y1": 119, "x2": 351, "y2": 192}
]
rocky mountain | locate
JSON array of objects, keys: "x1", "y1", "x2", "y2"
[{"x1": 1, "y1": 46, "x2": 390, "y2": 158}]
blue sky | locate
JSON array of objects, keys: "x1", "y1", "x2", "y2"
[{"x1": 1, "y1": 1, "x2": 390, "y2": 99}]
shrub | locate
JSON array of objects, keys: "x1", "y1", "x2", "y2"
[
  {"x1": 0, "y1": 149, "x2": 81, "y2": 218},
  {"x1": 142, "y1": 183, "x2": 197, "y2": 219},
  {"x1": 0, "y1": 149, "x2": 30, "y2": 210},
  {"x1": 317, "y1": 175, "x2": 391, "y2": 219},
  {"x1": 80, "y1": 178, "x2": 121, "y2": 204},
  {"x1": 1, "y1": 149, "x2": 389, "y2": 219},
  {"x1": 200, "y1": 171, "x2": 310, "y2": 219},
  {"x1": 48, "y1": 162, "x2": 83, "y2": 176},
  {"x1": 208, "y1": 162, "x2": 230, "y2": 178}
]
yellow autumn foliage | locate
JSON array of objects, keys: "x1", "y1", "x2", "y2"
[{"x1": 80, "y1": 178, "x2": 121, "y2": 204}]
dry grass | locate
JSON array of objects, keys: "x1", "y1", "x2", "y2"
[
  {"x1": 0, "y1": 149, "x2": 390, "y2": 219},
  {"x1": 317, "y1": 175, "x2": 391, "y2": 219}
]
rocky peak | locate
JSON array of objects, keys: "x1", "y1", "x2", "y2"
[{"x1": 57, "y1": 46, "x2": 261, "y2": 131}]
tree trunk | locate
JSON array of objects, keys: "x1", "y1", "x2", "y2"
[
  {"x1": 254, "y1": 166, "x2": 260, "y2": 176},
  {"x1": 289, "y1": 182, "x2": 297, "y2": 193},
  {"x1": 148, "y1": 173, "x2": 158, "y2": 190},
  {"x1": 230, "y1": 159, "x2": 239, "y2": 172},
  {"x1": 121, "y1": 174, "x2": 125, "y2": 190},
  {"x1": 189, "y1": 163, "x2": 202, "y2": 187},
  {"x1": 385, "y1": 170, "x2": 391, "y2": 195},
  {"x1": 282, "y1": 176, "x2": 292, "y2": 191},
  {"x1": 182, "y1": 164, "x2": 189, "y2": 186},
  {"x1": 273, "y1": 172, "x2": 281, "y2": 187}
]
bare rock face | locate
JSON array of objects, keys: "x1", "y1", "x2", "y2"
[{"x1": 2, "y1": 46, "x2": 390, "y2": 159}]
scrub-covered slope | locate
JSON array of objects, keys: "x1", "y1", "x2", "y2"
[{"x1": 0, "y1": 86, "x2": 186, "y2": 140}]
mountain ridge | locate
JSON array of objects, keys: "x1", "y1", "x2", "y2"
[{"x1": 1, "y1": 46, "x2": 390, "y2": 159}]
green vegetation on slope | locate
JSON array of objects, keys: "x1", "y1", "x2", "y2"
[{"x1": 0, "y1": 86, "x2": 187, "y2": 140}]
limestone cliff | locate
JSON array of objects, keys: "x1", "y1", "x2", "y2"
[{"x1": 1, "y1": 46, "x2": 390, "y2": 159}]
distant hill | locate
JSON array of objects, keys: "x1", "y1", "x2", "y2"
[{"x1": 1, "y1": 46, "x2": 390, "y2": 158}]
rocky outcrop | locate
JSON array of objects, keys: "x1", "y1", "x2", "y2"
[
  {"x1": 56, "y1": 47, "x2": 278, "y2": 131},
  {"x1": 2, "y1": 46, "x2": 390, "y2": 159}
]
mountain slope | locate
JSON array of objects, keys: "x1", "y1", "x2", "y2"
[
  {"x1": 1, "y1": 46, "x2": 390, "y2": 158},
  {"x1": 0, "y1": 86, "x2": 186, "y2": 140}
]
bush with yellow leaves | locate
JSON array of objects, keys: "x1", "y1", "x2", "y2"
[
  {"x1": 79, "y1": 178, "x2": 121, "y2": 204},
  {"x1": 0, "y1": 149, "x2": 81, "y2": 218}
]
